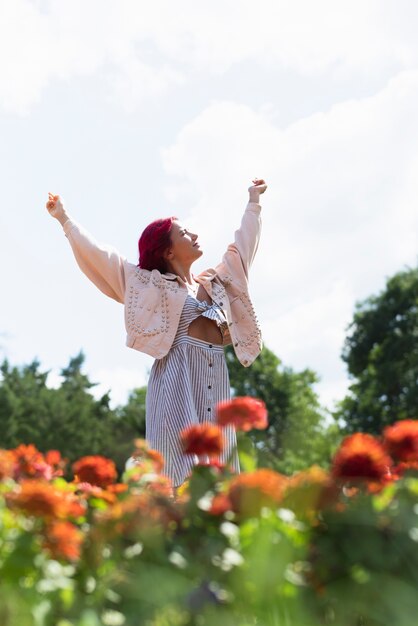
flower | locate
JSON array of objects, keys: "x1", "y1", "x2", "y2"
[
  {"x1": 392, "y1": 461, "x2": 418, "y2": 478},
  {"x1": 181, "y1": 424, "x2": 224, "y2": 457},
  {"x1": 43, "y1": 521, "x2": 83, "y2": 561},
  {"x1": 6, "y1": 480, "x2": 84, "y2": 519},
  {"x1": 332, "y1": 433, "x2": 392, "y2": 483},
  {"x1": 284, "y1": 466, "x2": 337, "y2": 514},
  {"x1": 0, "y1": 450, "x2": 15, "y2": 481},
  {"x1": 131, "y1": 439, "x2": 164, "y2": 473},
  {"x1": 208, "y1": 493, "x2": 232, "y2": 516},
  {"x1": 383, "y1": 419, "x2": 418, "y2": 462},
  {"x1": 11, "y1": 444, "x2": 52, "y2": 480},
  {"x1": 227, "y1": 469, "x2": 288, "y2": 517},
  {"x1": 72, "y1": 455, "x2": 117, "y2": 488},
  {"x1": 216, "y1": 397, "x2": 268, "y2": 432}
]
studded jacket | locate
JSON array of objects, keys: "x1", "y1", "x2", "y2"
[{"x1": 62, "y1": 202, "x2": 262, "y2": 367}]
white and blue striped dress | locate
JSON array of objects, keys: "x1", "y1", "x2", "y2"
[{"x1": 146, "y1": 294, "x2": 240, "y2": 487}]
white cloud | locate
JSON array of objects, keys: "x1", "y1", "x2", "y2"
[
  {"x1": 160, "y1": 69, "x2": 418, "y2": 407},
  {"x1": 2, "y1": 0, "x2": 418, "y2": 113}
]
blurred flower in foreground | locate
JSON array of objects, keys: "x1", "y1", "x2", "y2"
[
  {"x1": 283, "y1": 466, "x2": 337, "y2": 515},
  {"x1": 6, "y1": 480, "x2": 85, "y2": 519},
  {"x1": 72, "y1": 455, "x2": 117, "y2": 488},
  {"x1": 181, "y1": 424, "x2": 224, "y2": 457},
  {"x1": 383, "y1": 419, "x2": 418, "y2": 462},
  {"x1": 223, "y1": 469, "x2": 288, "y2": 518},
  {"x1": 131, "y1": 438, "x2": 165, "y2": 473},
  {"x1": 216, "y1": 397, "x2": 268, "y2": 432},
  {"x1": 332, "y1": 433, "x2": 392, "y2": 483},
  {"x1": 43, "y1": 520, "x2": 83, "y2": 561}
]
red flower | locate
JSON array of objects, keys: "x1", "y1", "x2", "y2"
[
  {"x1": 227, "y1": 469, "x2": 288, "y2": 517},
  {"x1": 209, "y1": 493, "x2": 232, "y2": 516},
  {"x1": 392, "y1": 461, "x2": 418, "y2": 478},
  {"x1": 43, "y1": 521, "x2": 83, "y2": 561},
  {"x1": 383, "y1": 419, "x2": 418, "y2": 462},
  {"x1": 216, "y1": 397, "x2": 268, "y2": 432},
  {"x1": 332, "y1": 433, "x2": 392, "y2": 483},
  {"x1": 180, "y1": 424, "x2": 224, "y2": 457},
  {"x1": 72, "y1": 455, "x2": 117, "y2": 488}
]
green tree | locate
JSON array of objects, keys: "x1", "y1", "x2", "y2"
[
  {"x1": 336, "y1": 266, "x2": 418, "y2": 434},
  {"x1": 0, "y1": 353, "x2": 138, "y2": 474},
  {"x1": 225, "y1": 345, "x2": 339, "y2": 474}
]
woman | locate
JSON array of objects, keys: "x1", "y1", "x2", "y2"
[{"x1": 46, "y1": 179, "x2": 267, "y2": 487}]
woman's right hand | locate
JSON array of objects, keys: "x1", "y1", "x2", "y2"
[{"x1": 46, "y1": 192, "x2": 68, "y2": 224}]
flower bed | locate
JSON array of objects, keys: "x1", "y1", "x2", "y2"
[{"x1": 0, "y1": 402, "x2": 417, "y2": 626}]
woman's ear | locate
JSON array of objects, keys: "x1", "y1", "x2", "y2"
[{"x1": 164, "y1": 248, "x2": 174, "y2": 261}]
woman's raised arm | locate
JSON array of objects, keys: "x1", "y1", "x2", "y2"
[
  {"x1": 218, "y1": 179, "x2": 267, "y2": 281},
  {"x1": 46, "y1": 193, "x2": 127, "y2": 304}
]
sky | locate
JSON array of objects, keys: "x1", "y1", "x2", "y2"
[{"x1": 1, "y1": 0, "x2": 417, "y2": 412}]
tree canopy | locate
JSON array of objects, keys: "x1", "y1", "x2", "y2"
[{"x1": 336, "y1": 266, "x2": 418, "y2": 434}]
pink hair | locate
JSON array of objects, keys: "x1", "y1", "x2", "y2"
[{"x1": 137, "y1": 216, "x2": 177, "y2": 273}]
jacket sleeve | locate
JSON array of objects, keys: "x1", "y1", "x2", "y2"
[
  {"x1": 218, "y1": 202, "x2": 262, "y2": 281},
  {"x1": 63, "y1": 219, "x2": 126, "y2": 304}
]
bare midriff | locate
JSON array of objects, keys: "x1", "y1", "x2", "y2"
[
  {"x1": 187, "y1": 316, "x2": 223, "y2": 345},
  {"x1": 186, "y1": 284, "x2": 223, "y2": 345}
]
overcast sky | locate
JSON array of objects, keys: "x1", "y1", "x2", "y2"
[{"x1": 1, "y1": 0, "x2": 417, "y2": 412}]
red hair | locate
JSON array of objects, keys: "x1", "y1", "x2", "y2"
[{"x1": 137, "y1": 216, "x2": 177, "y2": 273}]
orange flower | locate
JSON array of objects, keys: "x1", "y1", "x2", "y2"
[
  {"x1": 131, "y1": 439, "x2": 164, "y2": 473},
  {"x1": 332, "y1": 433, "x2": 392, "y2": 483},
  {"x1": 0, "y1": 450, "x2": 15, "y2": 480},
  {"x1": 392, "y1": 461, "x2": 418, "y2": 478},
  {"x1": 284, "y1": 466, "x2": 337, "y2": 514},
  {"x1": 216, "y1": 397, "x2": 268, "y2": 432},
  {"x1": 6, "y1": 480, "x2": 83, "y2": 519},
  {"x1": 208, "y1": 493, "x2": 232, "y2": 516},
  {"x1": 11, "y1": 444, "x2": 52, "y2": 480},
  {"x1": 227, "y1": 469, "x2": 288, "y2": 517},
  {"x1": 383, "y1": 419, "x2": 418, "y2": 462},
  {"x1": 43, "y1": 521, "x2": 83, "y2": 561},
  {"x1": 72, "y1": 455, "x2": 117, "y2": 488},
  {"x1": 181, "y1": 424, "x2": 224, "y2": 457}
]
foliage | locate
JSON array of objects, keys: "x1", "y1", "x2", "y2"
[
  {"x1": 336, "y1": 266, "x2": 418, "y2": 434},
  {"x1": 0, "y1": 353, "x2": 139, "y2": 475},
  {"x1": 0, "y1": 411, "x2": 417, "y2": 626},
  {"x1": 225, "y1": 345, "x2": 340, "y2": 473}
]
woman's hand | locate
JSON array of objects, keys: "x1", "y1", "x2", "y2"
[
  {"x1": 46, "y1": 192, "x2": 68, "y2": 225},
  {"x1": 248, "y1": 178, "x2": 267, "y2": 202}
]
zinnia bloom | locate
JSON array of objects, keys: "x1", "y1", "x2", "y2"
[
  {"x1": 0, "y1": 450, "x2": 15, "y2": 481},
  {"x1": 383, "y1": 419, "x2": 418, "y2": 462},
  {"x1": 43, "y1": 521, "x2": 83, "y2": 561},
  {"x1": 227, "y1": 469, "x2": 288, "y2": 517},
  {"x1": 284, "y1": 466, "x2": 337, "y2": 514},
  {"x1": 131, "y1": 439, "x2": 164, "y2": 473},
  {"x1": 72, "y1": 455, "x2": 117, "y2": 488},
  {"x1": 181, "y1": 424, "x2": 224, "y2": 457},
  {"x1": 216, "y1": 397, "x2": 268, "y2": 431},
  {"x1": 6, "y1": 480, "x2": 81, "y2": 519},
  {"x1": 11, "y1": 444, "x2": 52, "y2": 480},
  {"x1": 332, "y1": 433, "x2": 392, "y2": 483}
]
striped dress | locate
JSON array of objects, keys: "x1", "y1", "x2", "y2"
[{"x1": 145, "y1": 294, "x2": 240, "y2": 487}]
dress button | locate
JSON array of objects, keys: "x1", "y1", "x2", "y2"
[
  {"x1": 207, "y1": 407, "x2": 211, "y2": 412},
  {"x1": 208, "y1": 385, "x2": 212, "y2": 389},
  {"x1": 220, "y1": 302, "x2": 223, "y2": 306},
  {"x1": 209, "y1": 344, "x2": 213, "y2": 348},
  {"x1": 208, "y1": 363, "x2": 213, "y2": 367}
]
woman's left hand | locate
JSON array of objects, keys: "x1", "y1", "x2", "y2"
[{"x1": 248, "y1": 178, "x2": 267, "y2": 201}]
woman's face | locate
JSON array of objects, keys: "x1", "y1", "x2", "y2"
[{"x1": 166, "y1": 221, "x2": 203, "y2": 265}]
